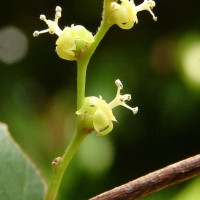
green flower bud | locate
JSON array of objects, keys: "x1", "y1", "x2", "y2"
[
  {"x1": 76, "y1": 96, "x2": 116, "y2": 135},
  {"x1": 56, "y1": 25, "x2": 94, "y2": 60},
  {"x1": 108, "y1": 0, "x2": 157, "y2": 29},
  {"x1": 76, "y1": 79, "x2": 138, "y2": 136},
  {"x1": 33, "y1": 6, "x2": 94, "y2": 61}
]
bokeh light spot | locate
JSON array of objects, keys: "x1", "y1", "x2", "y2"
[
  {"x1": 177, "y1": 34, "x2": 200, "y2": 91},
  {"x1": 0, "y1": 26, "x2": 28, "y2": 64},
  {"x1": 77, "y1": 134, "x2": 115, "y2": 176},
  {"x1": 182, "y1": 42, "x2": 200, "y2": 86}
]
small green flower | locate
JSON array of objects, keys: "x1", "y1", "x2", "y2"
[
  {"x1": 56, "y1": 25, "x2": 94, "y2": 60},
  {"x1": 33, "y1": 6, "x2": 94, "y2": 61},
  {"x1": 76, "y1": 79, "x2": 138, "y2": 135},
  {"x1": 108, "y1": 0, "x2": 157, "y2": 29},
  {"x1": 76, "y1": 96, "x2": 116, "y2": 135}
]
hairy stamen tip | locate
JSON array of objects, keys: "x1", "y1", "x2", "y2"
[
  {"x1": 33, "y1": 31, "x2": 39, "y2": 37},
  {"x1": 40, "y1": 15, "x2": 46, "y2": 21},
  {"x1": 56, "y1": 6, "x2": 62, "y2": 12},
  {"x1": 132, "y1": 107, "x2": 138, "y2": 114},
  {"x1": 115, "y1": 79, "x2": 123, "y2": 89}
]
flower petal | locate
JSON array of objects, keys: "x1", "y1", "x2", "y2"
[{"x1": 93, "y1": 108, "x2": 112, "y2": 136}]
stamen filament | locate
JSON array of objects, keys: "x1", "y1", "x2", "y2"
[
  {"x1": 136, "y1": 0, "x2": 157, "y2": 21},
  {"x1": 109, "y1": 79, "x2": 138, "y2": 114}
]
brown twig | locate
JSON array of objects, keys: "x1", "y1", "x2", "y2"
[{"x1": 90, "y1": 154, "x2": 200, "y2": 200}]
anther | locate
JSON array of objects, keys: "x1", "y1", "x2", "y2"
[
  {"x1": 115, "y1": 79, "x2": 123, "y2": 89},
  {"x1": 33, "y1": 31, "x2": 39, "y2": 37},
  {"x1": 126, "y1": 94, "x2": 131, "y2": 101},
  {"x1": 132, "y1": 107, "x2": 138, "y2": 115},
  {"x1": 55, "y1": 6, "x2": 62, "y2": 20},
  {"x1": 40, "y1": 15, "x2": 46, "y2": 21},
  {"x1": 56, "y1": 6, "x2": 62, "y2": 12}
]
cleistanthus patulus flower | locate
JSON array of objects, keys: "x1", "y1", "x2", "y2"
[
  {"x1": 108, "y1": 0, "x2": 157, "y2": 29},
  {"x1": 33, "y1": 6, "x2": 94, "y2": 61},
  {"x1": 76, "y1": 79, "x2": 138, "y2": 136}
]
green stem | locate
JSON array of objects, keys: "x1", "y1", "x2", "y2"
[
  {"x1": 45, "y1": 1, "x2": 112, "y2": 199},
  {"x1": 45, "y1": 128, "x2": 86, "y2": 200},
  {"x1": 77, "y1": 21, "x2": 112, "y2": 109},
  {"x1": 84, "y1": 22, "x2": 112, "y2": 63},
  {"x1": 77, "y1": 59, "x2": 89, "y2": 109}
]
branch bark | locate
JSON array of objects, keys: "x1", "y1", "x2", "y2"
[{"x1": 90, "y1": 154, "x2": 200, "y2": 200}]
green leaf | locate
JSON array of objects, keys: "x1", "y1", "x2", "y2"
[{"x1": 0, "y1": 123, "x2": 46, "y2": 200}]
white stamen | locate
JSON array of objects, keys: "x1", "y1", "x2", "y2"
[
  {"x1": 136, "y1": 0, "x2": 157, "y2": 21},
  {"x1": 33, "y1": 31, "x2": 39, "y2": 37},
  {"x1": 115, "y1": 79, "x2": 123, "y2": 89},
  {"x1": 120, "y1": 94, "x2": 131, "y2": 101},
  {"x1": 123, "y1": 104, "x2": 138, "y2": 114},
  {"x1": 55, "y1": 6, "x2": 62, "y2": 22},
  {"x1": 33, "y1": 6, "x2": 62, "y2": 37},
  {"x1": 40, "y1": 15, "x2": 46, "y2": 21},
  {"x1": 109, "y1": 79, "x2": 138, "y2": 115},
  {"x1": 133, "y1": 107, "x2": 139, "y2": 114},
  {"x1": 56, "y1": 6, "x2": 62, "y2": 13}
]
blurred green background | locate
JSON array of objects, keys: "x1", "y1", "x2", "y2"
[{"x1": 0, "y1": 0, "x2": 200, "y2": 199}]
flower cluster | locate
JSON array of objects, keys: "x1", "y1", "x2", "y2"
[
  {"x1": 76, "y1": 79, "x2": 138, "y2": 135},
  {"x1": 108, "y1": 0, "x2": 157, "y2": 29},
  {"x1": 32, "y1": 2, "x2": 156, "y2": 135},
  {"x1": 33, "y1": 6, "x2": 94, "y2": 61},
  {"x1": 33, "y1": 2, "x2": 157, "y2": 60}
]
